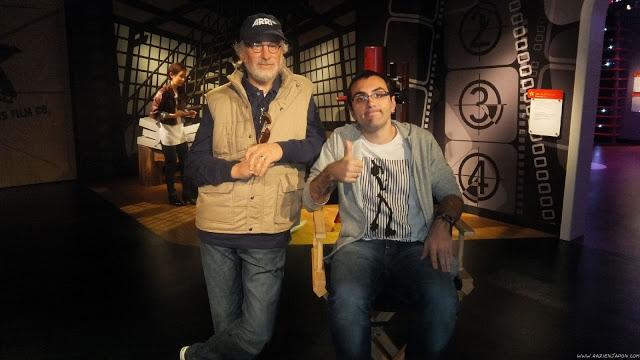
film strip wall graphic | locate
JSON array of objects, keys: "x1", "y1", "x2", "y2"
[
  {"x1": 444, "y1": 0, "x2": 579, "y2": 227},
  {"x1": 511, "y1": 0, "x2": 579, "y2": 223},
  {"x1": 530, "y1": 1, "x2": 581, "y2": 223},
  {"x1": 445, "y1": 0, "x2": 519, "y2": 215},
  {"x1": 427, "y1": 5, "x2": 445, "y2": 130},
  {"x1": 512, "y1": 3, "x2": 529, "y2": 217},
  {"x1": 383, "y1": 0, "x2": 445, "y2": 129}
]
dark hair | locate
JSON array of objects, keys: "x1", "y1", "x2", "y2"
[
  {"x1": 167, "y1": 62, "x2": 187, "y2": 77},
  {"x1": 346, "y1": 70, "x2": 396, "y2": 107},
  {"x1": 167, "y1": 63, "x2": 187, "y2": 108}
]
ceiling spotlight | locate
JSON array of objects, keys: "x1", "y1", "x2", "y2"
[
  {"x1": 601, "y1": 108, "x2": 607, "y2": 113},
  {"x1": 608, "y1": 45, "x2": 614, "y2": 50},
  {"x1": 604, "y1": 61, "x2": 611, "y2": 67},
  {"x1": 598, "y1": 124, "x2": 603, "y2": 128},
  {"x1": 627, "y1": 4, "x2": 632, "y2": 9}
]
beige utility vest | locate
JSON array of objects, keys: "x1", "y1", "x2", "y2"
[{"x1": 196, "y1": 68, "x2": 311, "y2": 234}]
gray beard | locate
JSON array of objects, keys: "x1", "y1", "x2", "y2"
[{"x1": 245, "y1": 58, "x2": 284, "y2": 85}]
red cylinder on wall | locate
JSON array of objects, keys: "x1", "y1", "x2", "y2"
[{"x1": 363, "y1": 46, "x2": 385, "y2": 74}]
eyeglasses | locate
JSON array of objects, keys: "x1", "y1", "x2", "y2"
[
  {"x1": 351, "y1": 91, "x2": 391, "y2": 105},
  {"x1": 247, "y1": 42, "x2": 282, "y2": 54},
  {"x1": 258, "y1": 111, "x2": 272, "y2": 143}
]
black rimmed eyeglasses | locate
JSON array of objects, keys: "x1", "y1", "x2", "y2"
[
  {"x1": 351, "y1": 91, "x2": 391, "y2": 105},
  {"x1": 247, "y1": 42, "x2": 282, "y2": 54}
]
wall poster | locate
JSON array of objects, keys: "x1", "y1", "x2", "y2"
[{"x1": 0, "y1": 0, "x2": 75, "y2": 188}]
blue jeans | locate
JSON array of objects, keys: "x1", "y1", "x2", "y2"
[
  {"x1": 328, "y1": 240, "x2": 458, "y2": 360},
  {"x1": 186, "y1": 240, "x2": 286, "y2": 360}
]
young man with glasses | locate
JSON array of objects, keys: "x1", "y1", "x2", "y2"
[
  {"x1": 183, "y1": 13, "x2": 324, "y2": 360},
  {"x1": 303, "y1": 70, "x2": 463, "y2": 359}
]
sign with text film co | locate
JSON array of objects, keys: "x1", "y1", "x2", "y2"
[{"x1": 527, "y1": 89, "x2": 564, "y2": 137}]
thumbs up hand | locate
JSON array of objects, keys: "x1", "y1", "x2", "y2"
[
  {"x1": 308, "y1": 140, "x2": 364, "y2": 204},
  {"x1": 326, "y1": 140, "x2": 363, "y2": 183}
]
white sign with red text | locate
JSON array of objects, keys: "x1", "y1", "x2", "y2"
[{"x1": 527, "y1": 89, "x2": 563, "y2": 137}]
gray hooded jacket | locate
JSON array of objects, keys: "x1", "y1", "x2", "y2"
[{"x1": 302, "y1": 121, "x2": 462, "y2": 255}]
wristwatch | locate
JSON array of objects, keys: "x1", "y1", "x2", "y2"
[{"x1": 435, "y1": 212, "x2": 456, "y2": 230}]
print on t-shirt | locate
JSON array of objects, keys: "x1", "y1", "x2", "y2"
[{"x1": 361, "y1": 157, "x2": 411, "y2": 240}]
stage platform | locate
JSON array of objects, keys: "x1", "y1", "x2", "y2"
[{"x1": 89, "y1": 177, "x2": 555, "y2": 247}]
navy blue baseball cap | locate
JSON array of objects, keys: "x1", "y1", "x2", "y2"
[{"x1": 239, "y1": 13, "x2": 287, "y2": 43}]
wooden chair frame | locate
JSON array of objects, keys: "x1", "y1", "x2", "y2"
[{"x1": 310, "y1": 208, "x2": 475, "y2": 360}]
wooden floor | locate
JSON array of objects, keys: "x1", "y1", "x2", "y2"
[
  {"x1": 2, "y1": 145, "x2": 640, "y2": 359},
  {"x1": 89, "y1": 178, "x2": 554, "y2": 247}
]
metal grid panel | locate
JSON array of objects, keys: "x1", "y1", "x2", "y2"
[
  {"x1": 114, "y1": 22, "x2": 196, "y2": 116},
  {"x1": 299, "y1": 31, "x2": 356, "y2": 124}
]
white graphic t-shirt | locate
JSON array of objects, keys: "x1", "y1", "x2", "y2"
[{"x1": 354, "y1": 130, "x2": 427, "y2": 242}]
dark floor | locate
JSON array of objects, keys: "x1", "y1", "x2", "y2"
[{"x1": 1, "y1": 145, "x2": 640, "y2": 359}]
